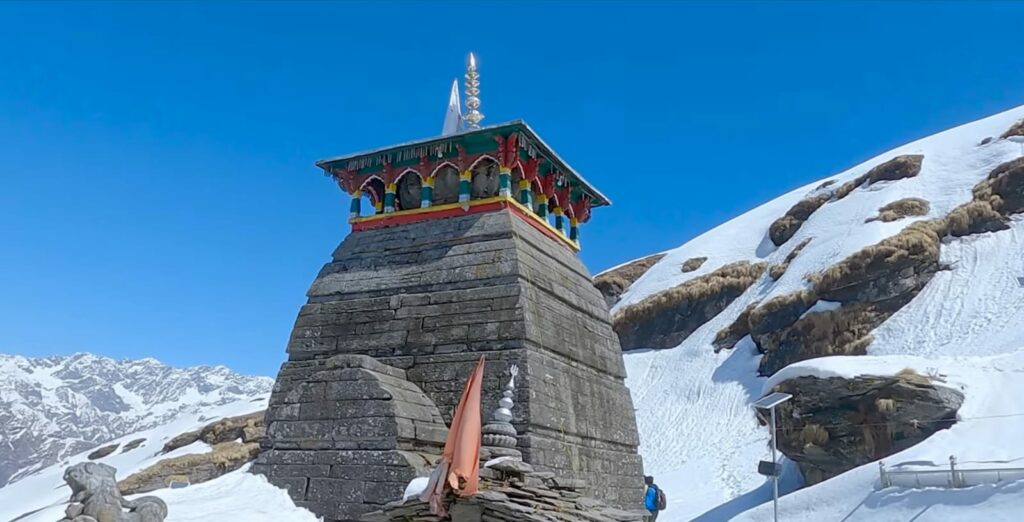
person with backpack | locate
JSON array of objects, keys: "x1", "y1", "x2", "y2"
[{"x1": 643, "y1": 475, "x2": 666, "y2": 521}]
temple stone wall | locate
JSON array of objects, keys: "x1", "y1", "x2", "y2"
[
  {"x1": 257, "y1": 210, "x2": 644, "y2": 520},
  {"x1": 252, "y1": 355, "x2": 445, "y2": 520}
]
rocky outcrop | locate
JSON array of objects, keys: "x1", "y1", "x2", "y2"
[
  {"x1": 769, "y1": 155, "x2": 925, "y2": 247},
  {"x1": 613, "y1": 261, "x2": 767, "y2": 350},
  {"x1": 118, "y1": 441, "x2": 259, "y2": 495},
  {"x1": 834, "y1": 155, "x2": 925, "y2": 200},
  {"x1": 768, "y1": 238, "x2": 812, "y2": 281},
  {"x1": 117, "y1": 411, "x2": 267, "y2": 495},
  {"x1": 60, "y1": 462, "x2": 167, "y2": 522},
  {"x1": 87, "y1": 444, "x2": 119, "y2": 461},
  {"x1": 594, "y1": 254, "x2": 666, "y2": 307},
  {"x1": 712, "y1": 302, "x2": 759, "y2": 352},
  {"x1": 1001, "y1": 119, "x2": 1024, "y2": 139},
  {"x1": 162, "y1": 411, "x2": 265, "y2": 453},
  {"x1": 120, "y1": 439, "x2": 146, "y2": 454},
  {"x1": 770, "y1": 194, "x2": 831, "y2": 247},
  {"x1": 751, "y1": 221, "x2": 942, "y2": 375},
  {"x1": 745, "y1": 157, "x2": 1024, "y2": 376},
  {"x1": 360, "y1": 459, "x2": 645, "y2": 522},
  {"x1": 867, "y1": 198, "x2": 930, "y2": 223},
  {"x1": 681, "y1": 256, "x2": 708, "y2": 273},
  {"x1": 769, "y1": 373, "x2": 963, "y2": 485}
]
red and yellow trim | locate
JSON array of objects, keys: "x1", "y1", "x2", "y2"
[{"x1": 350, "y1": 196, "x2": 579, "y2": 252}]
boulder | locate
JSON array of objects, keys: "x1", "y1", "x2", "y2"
[
  {"x1": 58, "y1": 462, "x2": 167, "y2": 522},
  {"x1": 768, "y1": 373, "x2": 963, "y2": 485},
  {"x1": 162, "y1": 411, "x2": 264, "y2": 454},
  {"x1": 86, "y1": 444, "x2": 119, "y2": 461}
]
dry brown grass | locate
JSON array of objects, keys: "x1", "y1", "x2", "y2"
[
  {"x1": 769, "y1": 238, "x2": 812, "y2": 281},
  {"x1": 867, "y1": 198, "x2": 931, "y2": 223},
  {"x1": 756, "y1": 302, "x2": 880, "y2": 375},
  {"x1": 930, "y1": 157, "x2": 1024, "y2": 237},
  {"x1": 895, "y1": 368, "x2": 931, "y2": 385},
  {"x1": 163, "y1": 411, "x2": 264, "y2": 453},
  {"x1": 681, "y1": 256, "x2": 708, "y2": 273},
  {"x1": 747, "y1": 289, "x2": 819, "y2": 335},
  {"x1": 713, "y1": 301, "x2": 759, "y2": 352},
  {"x1": 876, "y1": 398, "x2": 896, "y2": 413},
  {"x1": 613, "y1": 261, "x2": 767, "y2": 333},
  {"x1": 119, "y1": 441, "x2": 259, "y2": 495},
  {"x1": 800, "y1": 424, "x2": 830, "y2": 446},
  {"x1": 788, "y1": 306, "x2": 879, "y2": 357},
  {"x1": 835, "y1": 155, "x2": 924, "y2": 200},
  {"x1": 942, "y1": 201, "x2": 1005, "y2": 237},
  {"x1": 1001, "y1": 119, "x2": 1024, "y2": 139},
  {"x1": 594, "y1": 253, "x2": 666, "y2": 299},
  {"x1": 980, "y1": 157, "x2": 1024, "y2": 214},
  {"x1": 769, "y1": 194, "x2": 831, "y2": 246},
  {"x1": 809, "y1": 223, "x2": 940, "y2": 296},
  {"x1": 833, "y1": 179, "x2": 862, "y2": 201}
]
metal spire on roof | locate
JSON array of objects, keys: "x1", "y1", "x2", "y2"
[
  {"x1": 441, "y1": 78, "x2": 463, "y2": 136},
  {"x1": 464, "y1": 53, "x2": 484, "y2": 129}
]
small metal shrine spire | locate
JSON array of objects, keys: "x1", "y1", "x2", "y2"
[
  {"x1": 464, "y1": 52, "x2": 484, "y2": 129},
  {"x1": 480, "y1": 365, "x2": 522, "y2": 460}
]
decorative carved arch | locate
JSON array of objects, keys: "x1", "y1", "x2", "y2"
[
  {"x1": 467, "y1": 154, "x2": 499, "y2": 172},
  {"x1": 359, "y1": 176, "x2": 386, "y2": 214},
  {"x1": 429, "y1": 161, "x2": 460, "y2": 179},
  {"x1": 395, "y1": 169, "x2": 423, "y2": 211},
  {"x1": 432, "y1": 164, "x2": 461, "y2": 205},
  {"x1": 470, "y1": 156, "x2": 500, "y2": 199}
]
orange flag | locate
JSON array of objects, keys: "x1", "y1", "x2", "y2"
[{"x1": 421, "y1": 355, "x2": 485, "y2": 514}]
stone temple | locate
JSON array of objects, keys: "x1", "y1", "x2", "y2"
[{"x1": 253, "y1": 58, "x2": 644, "y2": 521}]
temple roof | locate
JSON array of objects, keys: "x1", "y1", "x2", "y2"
[{"x1": 315, "y1": 120, "x2": 611, "y2": 208}]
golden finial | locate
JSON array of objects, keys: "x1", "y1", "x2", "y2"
[{"x1": 464, "y1": 52, "x2": 484, "y2": 129}]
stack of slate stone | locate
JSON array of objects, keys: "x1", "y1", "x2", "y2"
[{"x1": 359, "y1": 459, "x2": 645, "y2": 522}]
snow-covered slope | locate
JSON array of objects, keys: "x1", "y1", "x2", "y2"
[
  {"x1": 0, "y1": 353, "x2": 273, "y2": 488},
  {"x1": 620, "y1": 105, "x2": 1024, "y2": 520},
  {"x1": 0, "y1": 397, "x2": 318, "y2": 522}
]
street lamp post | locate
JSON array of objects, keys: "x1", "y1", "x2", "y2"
[{"x1": 753, "y1": 392, "x2": 793, "y2": 522}]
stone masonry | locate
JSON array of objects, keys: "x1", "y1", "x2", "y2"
[
  {"x1": 252, "y1": 354, "x2": 447, "y2": 519},
  {"x1": 256, "y1": 209, "x2": 644, "y2": 520}
]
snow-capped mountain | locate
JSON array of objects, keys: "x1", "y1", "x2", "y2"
[
  {"x1": 608, "y1": 104, "x2": 1024, "y2": 520},
  {"x1": 0, "y1": 396, "x2": 315, "y2": 522},
  {"x1": 0, "y1": 352, "x2": 273, "y2": 488}
]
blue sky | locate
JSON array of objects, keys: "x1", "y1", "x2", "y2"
[{"x1": 2, "y1": 1, "x2": 1023, "y2": 376}]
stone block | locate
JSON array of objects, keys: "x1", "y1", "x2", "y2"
[{"x1": 308, "y1": 478, "x2": 364, "y2": 503}]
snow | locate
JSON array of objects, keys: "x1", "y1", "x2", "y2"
[
  {"x1": 404, "y1": 477, "x2": 429, "y2": 500},
  {"x1": 621, "y1": 104, "x2": 1024, "y2": 520},
  {"x1": 0, "y1": 398, "x2": 317, "y2": 522}
]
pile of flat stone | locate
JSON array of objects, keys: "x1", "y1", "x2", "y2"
[{"x1": 360, "y1": 460, "x2": 645, "y2": 522}]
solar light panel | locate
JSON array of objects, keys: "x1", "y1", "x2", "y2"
[{"x1": 753, "y1": 392, "x2": 793, "y2": 410}]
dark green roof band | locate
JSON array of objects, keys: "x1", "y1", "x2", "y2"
[{"x1": 315, "y1": 120, "x2": 610, "y2": 207}]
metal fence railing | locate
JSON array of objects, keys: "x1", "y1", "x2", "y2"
[{"x1": 879, "y1": 456, "x2": 1024, "y2": 489}]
